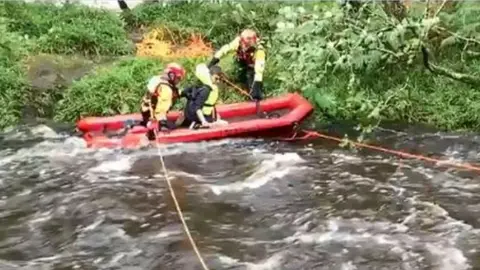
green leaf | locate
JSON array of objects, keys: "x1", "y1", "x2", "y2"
[
  {"x1": 120, "y1": 103, "x2": 130, "y2": 114},
  {"x1": 367, "y1": 105, "x2": 381, "y2": 119},
  {"x1": 422, "y1": 17, "x2": 440, "y2": 31},
  {"x1": 297, "y1": 20, "x2": 316, "y2": 35},
  {"x1": 440, "y1": 36, "x2": 456, "y2": 49},
  {"x1": 387, "y1": 30, "x2": 399, "y2": 50},
  {"x1": 314, "y1": 92, "x2": 336, "y2": 110}
]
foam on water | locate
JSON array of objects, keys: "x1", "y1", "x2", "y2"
[
  {"x1": 208, "y1": 152, "x2": 307, "y2": 195},
  {"x1": 1, "y1": 124, "x2": 480, "y2": 269}
]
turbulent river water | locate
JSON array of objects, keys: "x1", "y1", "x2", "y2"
[{"x1": 1, "y1": 123, "x2": 480, "y2": 270}]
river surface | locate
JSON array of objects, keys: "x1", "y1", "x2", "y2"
[{"x1": 0, "y1": 124, "x2": 479, "y2": 270}]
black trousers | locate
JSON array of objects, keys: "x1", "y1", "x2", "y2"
[
  {"x1": 236, "y1": 59, "x2": 254, "y2": 90},
  {"x1": 179, "y1": 114, "x2": 214, "y2": 129},
  {"x1": 179, "y1": 102, "x2": 215, "y2": 129},
  {"x1": 180, "y1": 100, "x2": 216, "y2": 128}
]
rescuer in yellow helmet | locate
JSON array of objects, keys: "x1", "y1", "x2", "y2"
[{"x1": 177, "y1": 64, "x2": 227, "y2": 128}]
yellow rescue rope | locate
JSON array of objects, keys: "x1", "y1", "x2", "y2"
[{"x1": 152, "y1": 126, "x2": 210, "y2": 270}]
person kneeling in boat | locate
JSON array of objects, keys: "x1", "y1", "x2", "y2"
[
  {"x1": 177, "y1": 64, "x2": 228, "y2": 129},
  {"x1": 140, "y1": 62, "x2": 186, "y2": 138},
  {"x1": 207, "y1": 29, "x2": 265, "y2": 104}
]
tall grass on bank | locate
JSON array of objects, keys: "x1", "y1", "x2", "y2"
[
  {"x1": 54, "y1": 56, "x2": 217, "y2": 122},
  {"x1": 0, "y1": 19, "x2": 31, "y2": 129},
  {"x1": 2, "y1": 1, "x2": 133, "y2": 55}
]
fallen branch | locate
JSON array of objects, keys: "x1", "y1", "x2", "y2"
[
  {"x1": 433, "y1": 0, "x2": 448, "y2": 18},
  {"x1": 435, "y1": 26, "x2": 480, "y2": 47},
  {"x1": 466, "y1": 50, "x2": 480, "y2": 58},
  {"x1": 422, "y1": 46, "x2": 480, "y2": 85}
]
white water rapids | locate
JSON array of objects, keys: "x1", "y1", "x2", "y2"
[{"x1": 0, "y1": 124, "x2": 479, "y2": 269}]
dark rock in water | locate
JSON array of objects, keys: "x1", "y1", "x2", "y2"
[
  {"x1": 22, "y1": 54, "x2": 95, "y2": 119},
  {"x1": 29, "y1": 66, "x2": 59, "y2": 91},
  {"x1": 20, "y1": 105, "x2": 38, "y2": 124},
  {"x1": 26, "y1": 54, "x2": 94, "y2": 91}
]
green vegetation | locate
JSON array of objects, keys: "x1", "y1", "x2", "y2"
[
  {"x1": 2, "y1": 1, "x2": 133, "y2": 55},
  {"x1": 1, "y1": 0, "x2": 480, "y2": 138},
  {"x1": 0, "y1": 18, "x2": 30, "y2": 129},
  {"x1": 54, "y1": 57, "x2": 206, "y2": 122},
  {"x1": 127, "y1": 1, "x2": 280, "y2": 46},
  {"x1": 270, "y1": 2, "x2": 480, "y2": 134}
]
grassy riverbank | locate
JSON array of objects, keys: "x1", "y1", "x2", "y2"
[{"x1": 1, "y1": 1, "x2": 480, "y2": 135}]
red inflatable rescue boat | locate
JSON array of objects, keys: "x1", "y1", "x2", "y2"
[{"x1": 76, "y1": 93, "x2": 314, "y2": 148}]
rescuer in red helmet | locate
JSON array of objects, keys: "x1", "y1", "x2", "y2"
[
  {"x1": 207, "y1": 29, "x2": 265, "y2": 102},
  {"x1": 140, "y1": 62, "x2": 186, "y2": 136}
]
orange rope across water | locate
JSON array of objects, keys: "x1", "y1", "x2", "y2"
[
  {"x1": 288, "y1": 130, "x2": 480, "y2": 173},
  {"x1": 222, "y1": 79, "x2": 480, "y2": 174}
]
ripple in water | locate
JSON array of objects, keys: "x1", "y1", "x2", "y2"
[{"x1": 0, "y1": 125, "x2": 479, "y2": 269}]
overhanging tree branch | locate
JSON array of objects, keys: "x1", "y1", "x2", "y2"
[{"x1": 422, "y1": 46, "x2": 480, "y2": 85}]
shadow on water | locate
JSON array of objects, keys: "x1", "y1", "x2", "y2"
[{"x1": 0, "y1": 121, "x2": 479, "y2": 269}]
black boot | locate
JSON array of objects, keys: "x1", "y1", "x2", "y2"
[
  {"x1": 146, "y1": 129, "x2": 156, "y2": 141},
  {"x1": 140, "y1": 110, "x2": 151, "y2": 127}
]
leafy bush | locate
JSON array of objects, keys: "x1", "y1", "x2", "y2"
[
  {"x1": 53, "y1": 56, "x2": 216, "y2": 123},
  {"x1": 0, "y1": 64, "x2": 27, "y2": 130},
  {"x1": 270, "y1": 2, "x2": 480, "y2": 133},
  {"x1": 3, "y1": 1, "x2": 132, "y2": 56},
  {"x1": 0, "y1": 19, "x2": 31, "y2": 129},
  {"x1": 54, "y1": 58, "x2": 162, "y2": 122},
  {"x1": 129, "y1": 1, "x2": 282, "y2": 46}
]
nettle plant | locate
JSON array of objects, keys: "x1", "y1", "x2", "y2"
[{"x1": 271, "y1": 2, "x2": 442, "y2": 139}]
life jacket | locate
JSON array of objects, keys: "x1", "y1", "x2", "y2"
[
  {"x1": 147, "y1": 75, "x2": 179, "y2": 103},
  {"x1": 195, "y1": 64, "x2": 219, "y2": 116},
  {"x1": 236, "y1": 40, "x2": 265, "y2": 67},
  {"x1": 236, "y1": 45, "x2": 257, "y2": 67},
  {"x1": 201, "y1": 86, "x2": 218, "y2": 116}
]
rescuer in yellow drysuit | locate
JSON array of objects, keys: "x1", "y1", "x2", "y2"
[
  {"x1": 140, "y1": 63, "x2": 186, "y2": 136},
  {"x1": 207, "y1": 29, "x2": 266, "y2": 102},
  {"x1": 176, "y1": 64, "x2": 227, "y2": 129}
]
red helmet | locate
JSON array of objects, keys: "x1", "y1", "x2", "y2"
[
  {"x1": 163, "y1": 62, "x2": 186, "y2": 82},
  {"x1": 240, "y1": 29, "x2": 258, "y2": 48}
]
